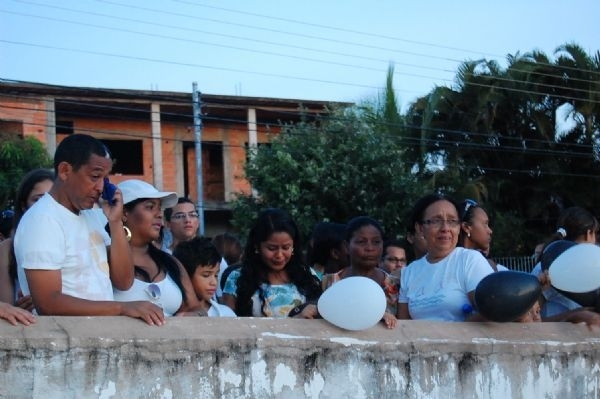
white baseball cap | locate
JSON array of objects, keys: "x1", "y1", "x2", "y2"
[{"x1": 117, "y1": 179, "x2": 178, "y2": 209}]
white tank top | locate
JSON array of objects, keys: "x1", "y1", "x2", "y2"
[{"x1": 113, "y1": 274, "x2": 183, "y2": 317}]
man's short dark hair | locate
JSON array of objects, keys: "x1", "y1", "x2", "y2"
[
  {"x1": 164, "y1": 197, "x2": 195, "y2": 222},
  {"x1": 54, "y1": 134, "x2": 110, "y2": 174}
]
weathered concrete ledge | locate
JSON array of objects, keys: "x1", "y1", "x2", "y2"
[{"x1": 0, "y1": 317, "x2": 598, "y2": 398}]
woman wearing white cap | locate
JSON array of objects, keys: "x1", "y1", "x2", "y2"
[{"x1": 112, "y1": 179, "x2": 204, "y2": 317}]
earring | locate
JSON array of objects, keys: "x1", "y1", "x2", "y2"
[
  {"x1": 123, "y1": 226, "x2": 132, "y2": 242},
  {"x1": 255, "y1": 248, "x2": 259, "y2": 254},
  {"x1": 467, "y1": 232, "x2": 471, "y2": 238}
]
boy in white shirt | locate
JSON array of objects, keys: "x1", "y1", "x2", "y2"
[{"x1": 172, "y1": 237, "x2": 236, "y2": 317}]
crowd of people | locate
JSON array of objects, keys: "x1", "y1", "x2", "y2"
[{"x1": 1, "y1": 133, "x2": 600, "y2": 329}]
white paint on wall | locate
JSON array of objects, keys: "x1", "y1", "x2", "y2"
[
  {"x1": 219, "y1": 369, "x2": 242, "y2": 393},
  {"x1": 303, "y1": 372, "x2": 325, "y2": 399},
  {"x1": 329, "y1": 337, "x2": 378, "y2": 346},
  {"x1": 94, "y1": 381, "x2": 116, "y2": 399},
  {"x1": 250, "y1": 350, "x2": 272, "y2": 396},
  {"x1": 262, "y1": 332, "x2": 310, "y2": 340},
  {"x1": 273, "y1": 363, "x2": 297, "y2": 394}
]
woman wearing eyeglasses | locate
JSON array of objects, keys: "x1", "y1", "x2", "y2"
[
  {"x1": 111, "y1": 180, "x2": 204, "y2": 317},
  {"x1": 396, "y1": 193, "x2": 493, "y2": 321}
]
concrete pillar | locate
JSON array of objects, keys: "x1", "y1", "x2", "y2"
[
  {"x1": 247, "y1": 108, "x2": 257, "y2": 197},
  {"x1": 222, "y1": 128, "x2": 232, "y2": 202},
  {"x1": 174, "y1": 129, "x2": 185, "y2": 196},
  {"x1": 44, "y1": 96, "x2": 56, "y2": 157},
  {"x1": 151, "y1": 102, "x2": 163, "y2": 189}
]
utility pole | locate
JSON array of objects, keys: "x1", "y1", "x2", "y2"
[{"x1": 192, "y1": 82, "x2": 205, "y2": 236}]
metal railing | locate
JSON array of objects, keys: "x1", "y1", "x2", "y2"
[{"x1": 493, "y1": 256, "x2": 536, "y2": 273}]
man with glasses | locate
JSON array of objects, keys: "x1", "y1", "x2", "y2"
[
  {"x1": 379, "y1": 239, "x2": 408, "y2": 279},
  {"x1": 162, "y1": 197, "x2": 200, "y2": 254},
  {"x1": 164, "y1": 197, "x2": 234, "y2": 300}
]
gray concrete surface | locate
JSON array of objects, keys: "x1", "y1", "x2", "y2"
[{"x1": 0, "y1": 317, "x2": 598, "y2": 398}]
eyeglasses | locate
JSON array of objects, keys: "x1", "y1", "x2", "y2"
[
  {"x1": 421, "y1": 219, "x2": 460, "y2": 228},
  {"x1": 462, "y1": 199, "x2": 478, "y2": 220},
  {"x1": 1, "y1": 210, "x2": 14, "y2": 220},
  {"x1": 170, "y1": 211, "x2": 200, "y2": 221},
  {"x1": 385, "y1": 257, "x2": 406, "y2": 264}
]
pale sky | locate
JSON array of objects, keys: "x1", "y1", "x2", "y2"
[{"x1": 1, "y1": 0, "x2": 597, "y2": 110}]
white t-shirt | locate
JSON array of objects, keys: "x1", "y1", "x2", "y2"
[
  {"x1": 399, "y1": 247, "x2": 492, "y2": 321},
  {"x1": 113, "y1": 274, "x2": 183, "y2": 317},
  {"x1": 14, "y1": 193, "x2": 113, "y2": 301},
  {"x1": 207, "y1": 299, "x2": 236, "y2": 317}
]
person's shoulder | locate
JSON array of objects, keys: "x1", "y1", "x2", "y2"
[
  {"x1": 0, "y1": 237, "x2": 11, "y2": 264},
  {"x1": 453, "y1": 247, "x2": 485, "y2": 260},
  {"x1": 530, "y1": 262, "x2": 542, "y2": 276},
  {"x1": 21, "y1": 194, "x2": 65, "y2": 223},
  {"x1": 224, "y1": 266, "x2": 242, "y2": 283},
  {"x1": 0, "y1": 237, "x2": 12, "y2": 253},
  {"x1": 209, "y1": 299, "x2": 237, "y2": 317}
]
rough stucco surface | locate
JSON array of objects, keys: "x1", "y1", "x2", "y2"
[{"x1": 0, "y1": 317, "x2": 598, "y2": 398}]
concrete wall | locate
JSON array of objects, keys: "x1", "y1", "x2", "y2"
[{"x1": 0, "y1": 317, "x2": 598, "y2": 398}]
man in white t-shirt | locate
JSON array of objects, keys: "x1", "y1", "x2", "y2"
[{"x1": 14, "y1": 134, "x2": 164, "y2": 326}]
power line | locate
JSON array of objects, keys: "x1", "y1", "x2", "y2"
[
  {"x1": 1, "y1": 1, "x2": 454, "y2": 76},
  {"x1": 0, "y1": 39, "x2": 382, "y2": 91},
  {"x1": 5, "y1": 0, "x2": 600, "y2": 91},
  {"x1": 2, "y1": 35, "x2": 599, "y2": 109},
  {"x1": 1, "y1": 96, "x2": 598, "y2": 165}
]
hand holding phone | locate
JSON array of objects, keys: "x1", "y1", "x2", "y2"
[{"x1": 102, "y1": 177, "x2": 117, "y2": 205}]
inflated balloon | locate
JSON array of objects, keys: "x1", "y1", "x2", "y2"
[
  {"x1": 318, "y1": 276, "x2": 386, "y2": 331},
  {"x1": 540, "y1": 240, "x2": 576, "y2": 271},
  {"x1": 549, "y1": 243, "x2": 600, "y2": 294},
  {"x1": 556, "y1": 289, "x2": 600, "y2": 309},
  {"x1": 474, "y1": 271, "x2": 541, "y2": 322}
]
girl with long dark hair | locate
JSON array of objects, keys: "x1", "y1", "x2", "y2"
[{"x1": 222, "y1": 208, "x2": 321, "y2": 318}]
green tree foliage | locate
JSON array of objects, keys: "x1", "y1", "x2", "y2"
[
  {"x1": 404, "y1": 42, "x2": 600, "y2": 255},
  {"x1": 0, "y1": 134, "x2": 52, "y2": 209},
  {"x1": 232, "y1": 43, "x2": 598, "y2": 257},
  {"x1": 231, "y1": 106, "x2": 422, "y2": 243}
]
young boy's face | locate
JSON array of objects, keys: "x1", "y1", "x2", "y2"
[
  {"x1": 191, "y1": 263, "x2": 220, "y2": 302},
  {"x1": 517, "y1": 300, "x2": 542, "y2": 323}
]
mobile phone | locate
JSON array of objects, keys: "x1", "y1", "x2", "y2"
[{"x1": 102, "y1": 177, "x2": 117, "y2": 205}]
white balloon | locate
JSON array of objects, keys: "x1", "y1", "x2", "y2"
[
  {"x1": 318, "y1": 276, "x2": 387, "y2": 331},
  {"x1": 549, "y1": 243, "x2": 600, "y2": 293}
]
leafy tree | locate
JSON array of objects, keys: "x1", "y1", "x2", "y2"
[
  {"x1": 403, "y1": 43, "x2": 600, "y2": 255},
  {"x1": 0, "y1": 134, "x2": 52, "y2": 209},
  {"x1": 231, "y1": 106, "x2": 422, "y2": 244}
]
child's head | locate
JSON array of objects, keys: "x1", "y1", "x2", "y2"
[
  {"x1": 516, "y1": 299, "x2": 542, "y2": 323},
  {"x1": 172, "y1": 236, "x2": 221, "y2": 301}
]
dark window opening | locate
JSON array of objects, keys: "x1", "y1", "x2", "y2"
[
  {"x1": 183, "y1": 142, "x2": 224, "y2": 201},
  {"x1": 0, "y1": 120, "x2": 24, "y2": 137},
  {"x1": 56, "y1": 120, "x2": 74, "y2": 135},
  {"x1": 102, "y1": 139, "x2": 144, "y2": 175}
]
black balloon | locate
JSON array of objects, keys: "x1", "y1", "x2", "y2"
[
  {"x1": 474, "y1": 271, "x2": 541, "y2": 322},
  {"x1": 540, "y1": 240, "x2": 576, "y2": 271},
  {"x1": 557, "y1": 288, "x2": 600, "y2": 310}
]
